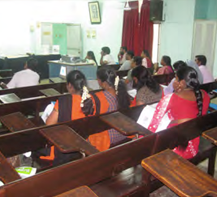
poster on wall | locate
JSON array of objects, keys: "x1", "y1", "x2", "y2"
[{"x1": 88, "y1": 1, "x2": 101, "y2": 24}]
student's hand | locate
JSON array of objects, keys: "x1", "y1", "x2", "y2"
[{"x1": 100, "y1": 51, "x2": 104, "y2": 56}]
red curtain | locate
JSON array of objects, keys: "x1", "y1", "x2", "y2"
[
  {"x1": 121, "y1": 0, "x2": 153, "y2": 57},
  {"x1": 139, "y1": 0, "x2": 154, "y2": 57},
  {"x1": 121, "y1": 1, "x2": 139, "y2": 55}
]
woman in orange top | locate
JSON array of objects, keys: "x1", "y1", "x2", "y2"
[
  {"x1": 89, "y1": 67, "x2": 131, "y2": 151},
  {"x1": 42, "y1": 70, "x2": 93, "y2": 166}
]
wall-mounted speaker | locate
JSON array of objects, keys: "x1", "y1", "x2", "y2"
[{"x1": 150, "y1": 0, "x2": 164, "y2": 22}]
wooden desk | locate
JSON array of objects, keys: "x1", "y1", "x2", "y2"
[
  {"x1": 55, "y1": 186, "x2": 98, "y2": 197},
  {"x1": 40, "y1": 125, "x2": 99, "y2": 155},
  {"x1": 100, "y1": 112, "x2": 151, "y2": 136},
  {"x1": 203, "y1": 127, "x2": 217, "y2": 146},
  {"x1": 0, "y1": 151, "x2": 20, "y2": 183},
  {"x1": 142, "y1": 149, "x2": 217, "y2": 197},
  {"x1": 0, "y1": 112, "x2": 35, "y2": 132}
]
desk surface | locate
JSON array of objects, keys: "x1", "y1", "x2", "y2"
[
  {"x1": 40, "y1": 125, "x2": 99, "y2": 155},
  {"x1": 55, "y1": 186, "x2": 98, "y2": 197},
  {"x1": 48, "y1": 60, "x2": 94, "y2": 66},
  {"x1": 142, "y1": 149, "x2": 217, "y2": 197},
  {"x1": 100, "y1": 112, "x2": 151, "y2": 136}
]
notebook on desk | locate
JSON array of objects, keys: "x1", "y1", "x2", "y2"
[{"x1": 49, "y1": 66, "x2": 67, "y2": 83}]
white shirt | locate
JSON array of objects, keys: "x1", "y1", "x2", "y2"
[
  {"x1": 119, "y1": 60, "x2": 132, "y2": 71},
  {"x1": 142, "y1": 58, "x2": 148, "y2": 68},
  {"x1": 199, "y1": 65, "x2": 214, "y2": 84},
  {"x1": 87, "y1": 59, "x2": 97, "y2": 66},
  {"x1": 164, "y1": 78, "x2": 175, "y2": 96},
  {"x1": 103, "y1": 54, "x2": 116, "y2": 65},
  {"x1": 7, "y1": 69, "x2": 40, "y2": 89},
  {"x1": 120, "y1": 53, "x2": 127, "y2": 64}
]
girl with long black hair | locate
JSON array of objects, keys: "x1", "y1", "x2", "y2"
[
  {"x1": 88, "y1": 67, "x2": 131, "y2": 151},
  {"x1": 148, "y1": 66, "x2": 210, "y2": 159}
]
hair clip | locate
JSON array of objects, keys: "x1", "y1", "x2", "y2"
[{"x1": 80, "y1": 86, "x2": 90, "y2": 107}]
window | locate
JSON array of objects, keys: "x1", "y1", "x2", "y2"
[{"x1": 152, "y1": 24, "x2": 160, "y2": 63}]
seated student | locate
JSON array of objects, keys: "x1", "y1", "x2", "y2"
[
  {"x1": 141, "y1": 50, "x2": 153, "y2": 69},
  {"x1": 118, "y1": 46, "x2": 127, "y2": 64},
  {"x1": 46, "y1": 70, "x2": 93, "y2": 125},
  {"x1": 195, "y1": 55, "x2": 214, "y2": 84},
  {"x1": 156, "y1": 56, "x2": 174, "y2": 75},
  {"x1": 164, "y1": 60, "x2": 204, "y2": 95},
  {"x1": 119, "y1": 50, "x2": 134, "y2": 71},
  {"x1": 125, "y1": 56, "x2": 142, "y2": 85},
  {"x1": 131, "y1": 66, "x2": 163, "y2": 106},
  {"x1": 85, "y1": 51, "x2": 97, "y2": 66},
  {"x1": 88, "y1": 67, "x2": 131, "y2": 151},
  {"x1": 43, "y1": 70, "x2": 93, "y2": 165},
  {"x1": 7, "y1": 58, "x2": 39, "y2": 89},
  {"x1": 164, "y1": 61, "x2": 186, "y2": 95},
  {"x1": 100, "y1": 46, "x2": 116, "y2": 66},
  {"x1": 149, "y1": 66, "x2": 210, "y2": 159}
]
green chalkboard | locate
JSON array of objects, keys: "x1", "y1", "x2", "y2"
[{"x1": 53, "y1": 24, "x2": 67, "y2": 55}]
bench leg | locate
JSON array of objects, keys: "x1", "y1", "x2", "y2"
[
  {"x1": 208, "y1": 148, "x2": 216, "y2": 176},
  {"x1": 141, "y1": 169, "x2": 151, "y2": 197}
]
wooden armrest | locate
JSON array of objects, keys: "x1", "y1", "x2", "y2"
[
  {"x1": 0, "y1": 112, "x2": 35, "y2": 132},
  {"x1": 55, "y1": 186, "x2": 99, "y2": 197},
  {"x1": 39, "y1": 88, "x2": 61, "y2": 97},
  {"x1": 100, "y1": 112, "x2": 151, "y2": 136},
  {"x1": 141, "y1": 149, "x2": 217, "y2": 197},
  {"x1": 40, "y1": 125, "x2": 99, "y2": 155},
  {"x1": 0, "y1": 93, "x2": 21, "y2": 103},
  {"x1": 203, "y1": 127, "x2": 217, "y2": 146},
  {"x1": 0, "y1": 151, "x2": 20, "y2": 183}
]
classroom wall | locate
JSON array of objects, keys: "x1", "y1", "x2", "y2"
[
  {"x1": 0, "y1": 0, "x2": 124, "y2": 63},
  {"x1": 159, "y1": 0, "x2": 196, "y2": 64}
]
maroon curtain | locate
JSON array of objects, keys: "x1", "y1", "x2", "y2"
[
  {"x1": 121, "y1": 1, "x2": 139, "y2": 55},
  {"x1": 139, "y1": 0, "x2": 154, "y2": 58},
  {"x1": 121, "y1": 0, "x2": 153, "y2": 57}
]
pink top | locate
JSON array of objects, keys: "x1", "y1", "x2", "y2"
[{"x1": 157, "y1": 66, "x2": 173, "y2": 75}]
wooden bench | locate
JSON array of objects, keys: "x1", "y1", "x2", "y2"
[
  {"x1": 0, "y1": 82, "x2": 67, "y2": 98},
  {"x1": 0, "y1": 106, "x2": 216, "y2": 196},
  {"x1": 142, "y1": 149, "x2": 217, "y2": 197},
  {"x1": 0, "y1": 133, "x2": 156, "y2": 197},
  {"x1": 203, "y1": 127, "x2": 217, "y2": 146},
  {"x1": 0, "y1": 69, "x2": 13, "y2": 78}
]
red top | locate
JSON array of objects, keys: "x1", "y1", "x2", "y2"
[{"x1": 168, "y1": 90, "x2": 210, "y2": 120}]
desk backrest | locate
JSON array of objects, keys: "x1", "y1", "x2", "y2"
[
  {"x1": 0, "y1": 133, "x2": 156, "y2": 197},
  {"x1": 200, "y1": 81, "x2": 217, "y2": 92},
  {"x1": 153, "y1": 73, "x2": 175, "y2": 85},
  {"x1": 0, "y1": 82, "x2": 67, "y2": 98},
  {"x1": 154, "y1": 111, "x2": 217, "y2": 153},
  {"x1": 0, "y1": 104, "x2": 145, "y2": 158}
]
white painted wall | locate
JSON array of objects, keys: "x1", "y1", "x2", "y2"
[
  {"x1": 159, "y1": 0, "x2": 196, "y2": 64},
  {"x1": 0, "y1": 0, "x2": 124, "y2": 63}
]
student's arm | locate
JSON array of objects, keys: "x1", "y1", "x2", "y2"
[
  {"x1": 136, "y1": 100, "x2": 145, "y2": 106},
  {"x1": 46, "y1": 101, "x2": 59, "y2": 125},
  {"x1": 100, "y1": 54, "x2": 108, "y2": 66},
  {"x1": 46, "y1": 109, "x2": 58, "y2": 125}
]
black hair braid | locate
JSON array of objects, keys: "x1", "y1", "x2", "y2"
[{"x1": 178, "y1": 67, "x2": 203, "y2": 117}]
